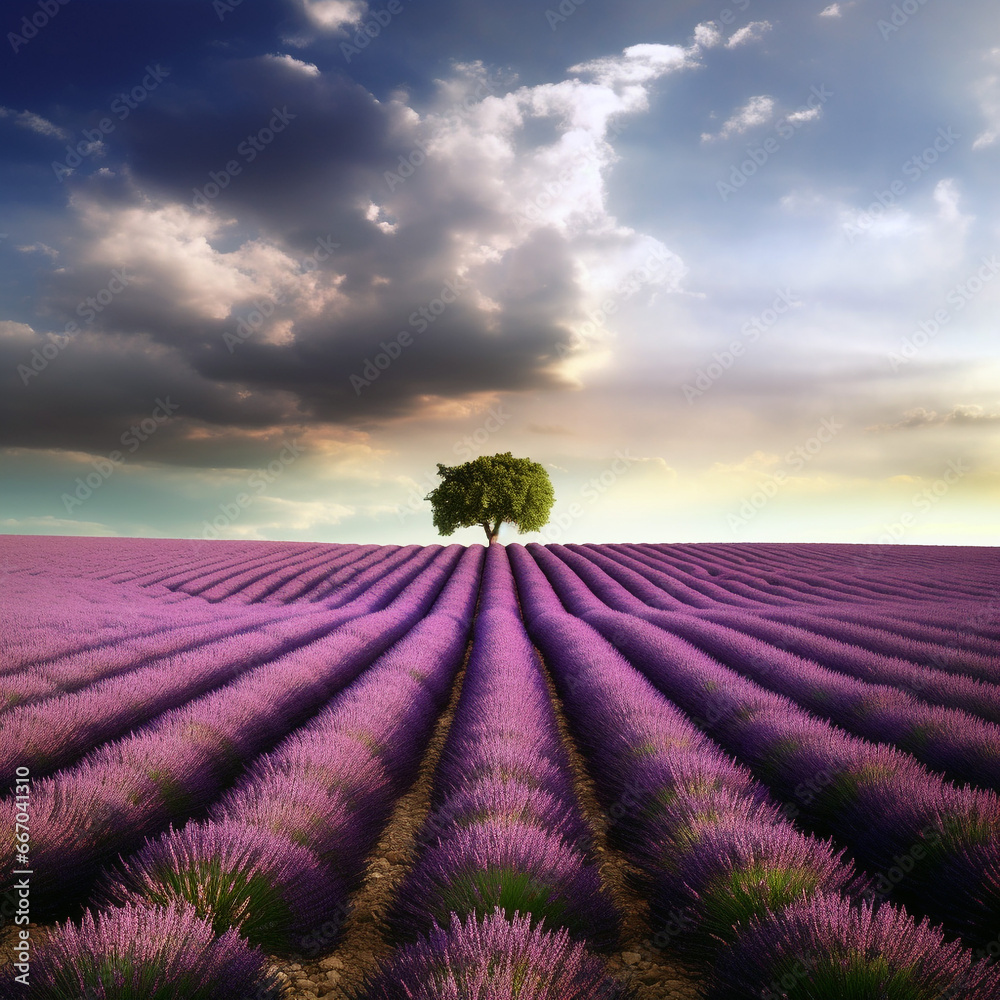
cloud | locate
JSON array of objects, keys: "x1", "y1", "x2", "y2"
[
  {"x1": 866, "y1": 405, "x2": 1000, "y2": 432},
  {"x1": 972, "y1": 48, "x2": 1000, "y2": 150},
  {"x1": 726, "y1": 21, "x2": 772, "y2": 48},
  {"x1": 786, "y1": 106, "x2": 822, "y2": 125},
  {"x1": 0, "y1": 107, "x2": 69, "y2": 140},
  {"x1": 16, "y1": 242, "x2": 58, "y2": 258},
  {"x1": 0, "y1": 515, "x2": 118, "y2": 535},
  {"x1": 819, "y1": 4, "x2": 842, "y2": 17},
  {"x1": 0, "y1": 47, "x2": 696, "y2": 460},
  {"x1": 528, "y1": 423, "x2": 575, "y2": 435},
  {"x1": 569, "y1": 43, "x2": 697, "y2": 89},
  {"x1": 299, "y1": 0, "x2": 367, "y2": 31},
  {"x1": 264, "y1": 54, "x2": 321, "y2": 76},
  {"x1": 702, "y1": 95, "x2": 775, "y2": 141},
  {"x1": 692, "y1": 21, "x2": 723, "y2": 49}
]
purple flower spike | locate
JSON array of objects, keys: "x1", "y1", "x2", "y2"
[
  {"x1": 210, "y1": 776, "x2": 371, "y2": 881},
  {"x1": 646, "y1": 816, "x2": 865, "y2": 958},
  {"x1": 389, "y1": 819, "x2": 620, "y2": 950},
  {"x1": 707, "y1": 891, "x2": 1000, "y2": 1000},
  {"x1": 4, "y1": 900, "x2": 283, "y2": 999},
  {"x1": 95, "y1": 820, "x2": 349, "y2": 954},
  {"x1": 357, "y1": 908, "x2": 633, "y2": 1000},
  {"x1": 431, "y1": 778, "x2": 592, "y2": 848}
]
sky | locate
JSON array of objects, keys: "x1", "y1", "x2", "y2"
[{"x1": 0, "y1": 0, "x2": 998, "y2": 547}]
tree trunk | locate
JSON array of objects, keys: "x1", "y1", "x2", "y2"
[{"x1": 482, "y1": 521, "x2": 500, "y2": 544}]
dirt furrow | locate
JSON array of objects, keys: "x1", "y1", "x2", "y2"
[
  {"x1": 267, "y1": 641, "x2": 473, "y2": 998},
  {"x1": 534, "y1": 647, "x2": 706, "y2": 1000}
]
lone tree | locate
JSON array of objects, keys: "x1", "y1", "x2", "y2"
[{"x1": 425, "y1": 452, "x2": 555, "y2": 544}]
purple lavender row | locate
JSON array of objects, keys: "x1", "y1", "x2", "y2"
[
  {"x1": 0, "y1": 545, "x2": 465, "y2": 918},
  {"x1": 0, "y1": 602, "x2": 329, "y2": 707},
  {"x1": 604, "y1": 545, "x2": 1000, "y2": 664},
  {"x1": 125, "y1": 541, "x2": 325, "y2": 592},
  {"x1": 615, "y1": 544, "x2": 832, "y2": 609},
  {"x1": 693, "y1": 540, "x2": 998, "y2": 601},
  {"x1": 7, "y1": 539, "x2": 440, "y2": 680},
  {"x1": 0, "y1": 900, "x2": 283, "y2": 1000},
  {"x1": 2, "y1": 543, "x2": 354, "y2": 672},
  {"x1": 1, "y1": 572, "x2": 241, "y2": 671},
  {"x1": 0, "y1": 545, "x2": 476, "y2": 998},
  {"x1": 783, "y1": 601, "x2": 1000, "y2": 649},
  {"x1": 259, "y1": 542, "x2": 392, "y2": 604},
  {"x1": 701, "y1": 606, "x2": 1000, "y2": 725},
  {"x1": 93, "y1": 538, "x2": 306, "y2": 583},
  {"x1": 567, "y1": 546, "x2": 1000, "y2": 769},
  {"x1": 618, "y1": 541, "x2": 972, "y2": 625},
  {"x1": 267, "y1": 543, "x2": 420, "y2": 607},
  {"x1": 168, "y1": 541, "x2": 353, "y2": 590},
  {"x1": 616, "y1": 540, "x2": 913, "y2": 609},
  {"x1": 620, "y1": 543, "x2": 837, "y2": 608},
  {"x1": 361, "y1": 544, "x2": 623, "y2": 998},
  {"x1": 783, "y1": 595, "x2": 1000, "y2": 644},
  {"x1": 91, "y1": 545, "x2": 484, "y2": 957},
  {"x1": 382, "y1": 543, "x2": 619, "y2": 949},
  {"x1": 165, "y1": 541, "x2": 379, "y2": 603},
  {"x1": 102, "y1": 539, "x2": 320, "y2": 588},
  {"x1": 588, "y1": 543, "x2": 1000, "y2": 677},
  {"x1": 166, "y1": 542, "x2": 393, "y2": 602},
  {"x1": 173, "y1": 542, "x2": 342, "y2": 602},
  {"x1": 509, "y1": 547, "x2": 855, "y2": 932},
  {"x1": 759, "y1": 607, "x2": 1000, "y2": 677},
  {"x1": 360, "y1": 910, "x2": 630, "y2": 1000},
  {"x1": 620, "y1": 543, "x2": 868, "y2": 607},
  {"x1": 689, "y1": 540, "x2": 996, "y2": 601},
  {"x1": 723, "y1": 541, "x2": 1000, "y2": 612},
  {"x1": 176, "y1": 540, "x2": 405, "y2": 605},
  {"x1": 508, "y1": 545, "x2": 1000, "y2": 999},
  {"x1": 641, "y1": 541, "x2": 994, "y2": 608},
  {"x1": 0, "y1": 606, "x2": 349, "y2": 790},
  {"x1": 221, "y1": 544, "x2": 375, "y2": 604},
  {"x1": 0, "y1": 546, "x2": 453, "y2": 783},
  {"x1": 652, "y1": 542, "x2": 861, "y2": 602},
  {"x1": 524, "y1": 543, "x2": 1000, "y2": 951},
  {"x1": 126, "y1": 544, "x2": 294, "y2": 588},
  {"x1": 309, "y1": 544, "x2": 429, "y2": 605}
]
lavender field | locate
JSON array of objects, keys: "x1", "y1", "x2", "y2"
[{"x1": 2, "y1": 535, "x2": 1000, "y2": 999}]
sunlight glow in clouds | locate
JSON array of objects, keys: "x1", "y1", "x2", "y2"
[{"x1": 300, "y1": 0, "x2": 368, "y2": 30}]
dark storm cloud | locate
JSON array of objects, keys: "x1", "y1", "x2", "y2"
[
  {"x1": 0, "y1": 51, "x2": 616, "y2": 457},
  {"x1": 113, "y1": 55, "x2": 400, "y2": 237}
]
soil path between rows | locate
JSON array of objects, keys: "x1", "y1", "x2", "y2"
[
  {"x1": 267, "y1": 640, "x2": 475, "y2": 998},
  {"x1": 534, "y1": 646, "x2": 706, "y2": 1000}
]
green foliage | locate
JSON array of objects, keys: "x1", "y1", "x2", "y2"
[
  {"x1": 780, "y1": 952, "x2": 927, "y2": 1000},
  {"x1": 425, "y1": 452, "x2": 556, "y2": 543},
  {"x1": 431, "y1": 866, "x2": 570, "y2": 934},
  {"x1": 699, "y1": 863, "x2": 821, "y2": 950},
  {"x1": 136, "y1": 859, "x2": 295, "y2": 952}
]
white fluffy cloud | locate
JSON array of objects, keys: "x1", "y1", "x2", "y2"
[
  {"x1": 693, "y1": 22, "x2": 723, "y2": 49},
  {"x1": 726, "y1": 21, "x2": 772, "y2": 48},
  {"x1": 972, "y1": 48, "x2": 1000, "y2": 150},
  {"x1": 0, "y1": 107, "x2": 69, "y2": 140},
  {"x1": 703, "y1": 95, "x2": 775, "y2": 141},
  {"x1": 299, "y1": 0, "x2": 367, "y2": 30},
  {"x1": 263, "y1": 54, "x2": 321, "y2": 76},
  {"x1": 382, "y1": 48, "x2": 692, "y2": 363}
]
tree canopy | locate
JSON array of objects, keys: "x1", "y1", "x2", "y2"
[{"x1": 425, "y1": 452, "x2": 555, "y2": 544}]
